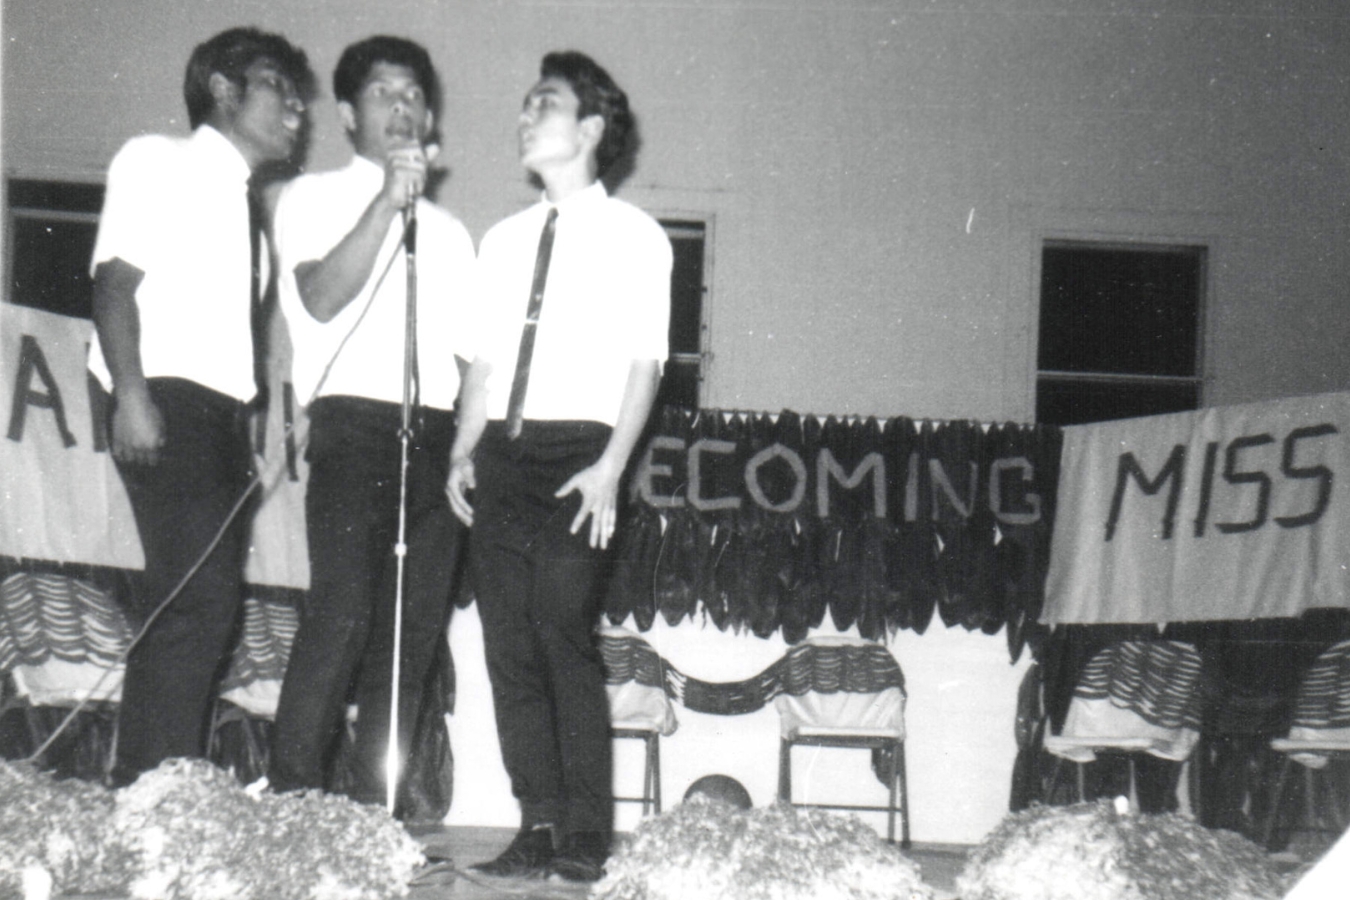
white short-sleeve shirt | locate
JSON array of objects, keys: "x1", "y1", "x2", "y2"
[
  {"x1": 88, "y1": 126, "x2": 257, "y2": 402},
  {"x1": 469, "y1": 182, "x2": 672, "y2": 426},
  {"x1": 274, "y1": 155, "x2": 476, "y2": 411}
]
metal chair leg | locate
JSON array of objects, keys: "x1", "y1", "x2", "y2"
[
  {"x1": 778, "y1": 735, "x2": 911, "y2": 847},
  {"x1": 885, "y1": 741, "x2": 898, "y2": 843},
  {"x1": 1045, "y1": 755, "x2": 1065, "y2": 804},
  {"x1": 1127, "y1": 755, "x2": 1138, "y2": 810},
  {"x1": 638, "y1": 732, "x2": 660, "y2": 816},
  {"x1": 897, "y1": 740, "x2": 911, "y2": 850},
  {"x1": 650, "y1": 732, "x2": 662, "y2": 814},
  {"x1": 1263, "y1": 755, "x2": 1293, "y2": 849},
  {"x1": 1302, "y1": 764, "x2": 1318, "y2": 833}
]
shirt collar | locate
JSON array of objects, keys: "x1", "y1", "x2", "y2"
[
  {"x1": 191, "y1": 125, "x2": 252, "y2": 188},
  {"x1": 348, "y1": 153, "x2": 386, "y2": 188},
  {"x1": 542, "y1": 180, "x2": 608, "y2": 217}
]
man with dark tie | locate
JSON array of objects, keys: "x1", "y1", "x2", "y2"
[
  {"x1": 89, "y1": 26, "x2": 312, "y2": 786},
  {"x1": 446, "y1": 50, "x2": 671, "y2": 882}
]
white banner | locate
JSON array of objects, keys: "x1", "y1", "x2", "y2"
[
  {"x1": 1, "y1": 302, "x2": 142, "y2": 569},
  {"x1": 0, "y1": 301, "x2": 309, "y2": 590},
  {"x1": 1043, "y1": 391, "x2": 1350, "y2": 624}
]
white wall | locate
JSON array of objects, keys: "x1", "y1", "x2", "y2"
[
  {"x1": 5, "y1": 0, "x2": 1349, "y2": 844},
  {"x1": 7, "y1": 1, "x2": 1349, "y2": 419},
  {"x1": 449, "y1": 603, "x2": 1032, "y2": 844}
]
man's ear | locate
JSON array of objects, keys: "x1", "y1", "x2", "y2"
[
  {"x1": 423, "y1": 109, "x2": 435, "y2": 139},
  {"x1": 579, "y1": 114, "x2": 605, "y2": 152},
  {"x1": 337, "y1": 101, "x2": 358, "y2": 133},
  {"x1": 208, "y1": 72, "x2": 240, "y2": 114}
]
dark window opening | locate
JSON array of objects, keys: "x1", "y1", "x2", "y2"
[
  {"x1": 1036, "y1": 241, "x2": 1204, "y2": 426},
  {"x1": 6, "y1": 179, "x2": 105, "y2": 320},
  {"x1": 656, "y1": 219, "x2": 708, "y2": 411}
]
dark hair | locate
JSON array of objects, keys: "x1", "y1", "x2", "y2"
[
  {"x1": 183, "y1": 27, "x2": 314, "y2": 129},
  {"x1": 333, "y1": 36, "x2": 441, "y2": 120},
  {"x1": 540, "y1": 51, "x2": 633, "y2": 177}
]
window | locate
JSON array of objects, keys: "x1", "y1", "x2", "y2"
[
  {"x1": 656, "y1": 219, "x2": 709, "y2": 411},
  {"x1": 4, "y1": 180, "x2": 716, "y2": 411},
  {"x1": 6, "y1": 179, "x2": 104, "y2": 319},
  {"x1": 1036, "y1": 241, "x2": 1204, "y2": 426}
]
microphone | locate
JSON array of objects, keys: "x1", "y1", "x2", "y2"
[
  {"x1": 399, "y1": 143, "x2": 437, "y2": 256},
  {"x1": 402, "y1": 199, "x2": 417, "y2": 255}
]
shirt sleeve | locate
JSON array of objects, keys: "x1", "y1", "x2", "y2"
[
  {"x1": 90, "y1": 137, "x2": 172, "y2": 276},
  {"x1": 621, "y1": 217, "x2": 673, "y2": 365},
  {"x1": 272, "y1": 175, "x2": 355, "y2": 329},
  {"x1": 271, "y1": 179, "x2": 308, "y2": 327},
  {"x1": 443, "y1": 219, "x2": 480, "y2": 364},
  {"x1": 458, "y1": 227, "x2": 499, "y2": 366},
  {"x1": 273, "y1": 177, "x2": 336, "y2": 281}
]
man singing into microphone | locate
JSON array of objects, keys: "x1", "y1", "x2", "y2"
[{"x1": 268, "y1": 36, "x2": 475, "y2": 810}]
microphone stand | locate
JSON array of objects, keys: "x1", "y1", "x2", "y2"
[{"x1": 387, "y1": 198, "x2": 418, "y2": 814}]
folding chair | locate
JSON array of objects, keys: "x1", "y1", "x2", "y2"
[
  {"x1": 1042, "y1": 640, "x2": 1202, "y2": 810},
  {"x1": 773, "y1": 635, "x2": 909, "y2": 847},
  {"x1": 0, "y1": 572, "x2": 127, "y2": 780},
  {"x1": 206, "y1": 596, "x2": 298, "y2": 780},
  {"x1": 1263, "y1": 639, "x2": 1350, "y2": 849},
  {"x1": 599, "y1": 625, "x2": 678, "y2": 816}
]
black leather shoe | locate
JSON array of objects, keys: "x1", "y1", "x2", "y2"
[
  {"x1": 548, "y1": 831, "x2": 610, "y2": 883},
  {"x1": 470, "y1": 826, "x2": 555, "y2": 878}
]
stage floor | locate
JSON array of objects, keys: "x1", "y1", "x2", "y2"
[{"x1": 406, "y1": 826, "x2": 968, "y2": 899}]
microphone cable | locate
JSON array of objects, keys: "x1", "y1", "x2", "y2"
[{"x1": 24, "y1": 208, "x2": 419, "y2": 767}]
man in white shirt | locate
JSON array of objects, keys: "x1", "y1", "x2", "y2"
[
  {"x1": 89, "y1": 26, "x2": 312, "y2": 787},
  {"x1": 268, "y1": 36, "x2": 475, "y2": 811},
  {"x1": 447, "y1": 51, "x2": 671, "y2": 882}
]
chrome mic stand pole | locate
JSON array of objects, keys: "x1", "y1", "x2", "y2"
[{"x1": 386, "y1": 199, "x2": 418, "y2": 814}]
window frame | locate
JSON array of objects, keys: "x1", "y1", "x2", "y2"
[
  {"x1": 656, "y1": 215, "x2": 714, "y2": 411},
  {"x1": 5, "y1": 178, "x2": 105, "y2": 320},
  {"x1": 1034, "y1": 237, "x2": 1208, "y2": 426}
]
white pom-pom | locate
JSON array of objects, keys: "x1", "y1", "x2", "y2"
[{"x1": 21, "y1": 864, "x2": 52, "y2": 900}]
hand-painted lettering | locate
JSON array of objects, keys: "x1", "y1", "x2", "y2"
[
  {"x1": 688, "y1": 438, "x2": 741, "y2": 512},
  {"x1": 1215, "y1": 433, "x2": 1275, "y2": 534},
  {"x1": 1192, "y1": 441, "x2": 1220, "y2": 537},
  {"x1": 989, "y1": 456, "x2": 1042, "y2": 525},
  {"x1": 929, "y1": 458, "x2": 978, "y2": 522},
  {"x1": 1105, "y1": 445, "x2": 1186, "y2": 541},
  {"x1": 817, "y1": 449, "x2": 886, "y2": 519},
  {"x1": 635, "y1": 435, "x2": 686, "y2": 509},
  {"x1": 744, "y1": 443, "x2": 807, "y2": 513},
  {"x1": 86, "y1": 368, "x2": 110, "y2": 454},
  {"x1": 1275, "y1": 424, "x2": 1337, "y2": 529},
  {"x1": 7, "y1": 334, "x2": 76, "y2": 448}
]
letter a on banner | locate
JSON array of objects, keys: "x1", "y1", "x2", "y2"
[{"x1": 7, "y1": 333, "x2": 77, "y2": 447}]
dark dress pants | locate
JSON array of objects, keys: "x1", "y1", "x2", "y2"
[
  {"x1": 269, "y1": 396, "x2": 460, "y2": 803},
  {"x1": 471, "y1": 420, "x2": 615, "y2": 838},
  {"x1": 110, "y1": 377, "x2": 253, "y2": 785}
]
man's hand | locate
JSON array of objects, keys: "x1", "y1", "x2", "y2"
[
  {"x1": 553, "y1": 360, "x2": 661, "y2": 550},
  {"x1": 294, "y1": 142, "x2": 440, "y2": 324},
  {"x1": 446, "y1": 455, "x2": 476, "y2": 527},
  {"x1": 382, "y1": 142, "x2": 430, "y2": 210},
  {"x1": 555, "y1": 457, "x2": 624, "y2": 549},
  {"x1": 110, "y1": 387, "x2": 165, "y2": 466}
]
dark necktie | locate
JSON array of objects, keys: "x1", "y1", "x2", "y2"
[
  {"x1": 247, "y1": 179, "x2": 268, "y2": 409},
  {"x1": 504, "y1": 207, "x2": 559, "y2": 439}
]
